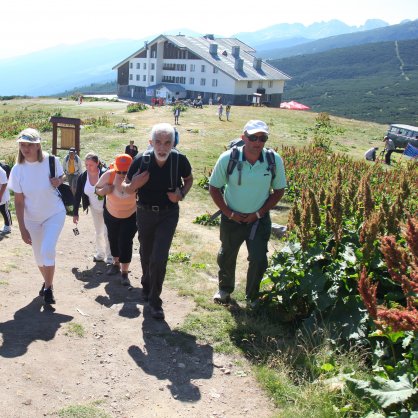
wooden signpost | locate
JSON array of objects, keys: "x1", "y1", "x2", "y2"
[{"x1": 50, "y1": 116, "x2": 81, "y2": 155}]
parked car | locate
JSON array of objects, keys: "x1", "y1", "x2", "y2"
[{"x1": 387, "y1": 124, "x2": 418, "y2": 148}]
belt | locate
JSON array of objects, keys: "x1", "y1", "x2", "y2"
[{"x1": 137, "y1": 203, "x2": 176, "y2": 212}]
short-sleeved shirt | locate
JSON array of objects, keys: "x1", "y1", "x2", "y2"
[
  {"x1": 8, "y1": 154, "x2": 65, "y2": 222},
  {"x1": 126, "y1": 150, "x2": 192, "y2": 207},
  {"x1": 209, "y1": 146, "x2": 287, "y2": 213},
  {"x1": 0, "y1": 166, "x2": 10, "y2": 205}
]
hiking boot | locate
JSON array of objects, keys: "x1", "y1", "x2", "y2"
[
  {"x1": 106, "y1": 263, "x2": 120, "y2": 275},
  {"x1": 39, "y1": 282, "x2": 45, "y2": 297},
  {"x1": 150, "y1": 305, "x2": 165, "y2": 320},
  {"x1": 0, "y1": 225, "x2": 11, "y2": 235},
  {"x1": 213, "y1": 290, "x2": 231, "y2": 304},
  {"x1": 120, "y1": 274, "x2": 131, "y2": 287},
  {"x1": 43, "y1": 287, "x2": 56, "y2": 304}
]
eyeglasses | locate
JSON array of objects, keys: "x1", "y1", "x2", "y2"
[
  {"x1": 115, "y1": 171, "x2": 127, "y2": 175},
  {"x1": 246, "y1": 134, "x2": 268, "y2": 143}
]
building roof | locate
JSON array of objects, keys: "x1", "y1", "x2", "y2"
[
  {"x1": 147, "y1": 83, "x2": 186, "y2": 92},
  {"x1": 113, "y1": 34, "x2": 291, "y2": 82}
]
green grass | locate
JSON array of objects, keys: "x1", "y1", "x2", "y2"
[
  {"x1": 65, "y1": 322, "x2": 86, "y2": 338},
  {"x1": 58, "y1": 402, "x2": 110, "y2": 418}
]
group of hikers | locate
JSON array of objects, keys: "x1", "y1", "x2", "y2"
[{"x1": 1, "y1": 119, "x2": 287, "y2": 319}]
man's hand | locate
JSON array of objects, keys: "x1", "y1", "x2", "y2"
[
  {"x1": 73, "y1": 215, "x2": 79, "y2": 224},
  {"x1": 50, "y1": 177, "x2": 62, "y2": 188},
  {"x1": 167, "y1": 188, "x2": 183, "y2": 203},
  {"x1": 241, "y1": 213, "x2": 258, "y2": 224}
]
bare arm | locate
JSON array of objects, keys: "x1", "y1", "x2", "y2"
[
  {"x1": 14, "y1": 192, "x2": 32, "y2": 245},
  {"x1": 122, "y1": 171, "x2": 150, "y2": 194},
  {"x1": 0, "y1": 183, "x2": 6, "y2": 202},
  {"x1": 94, "y1": 171, "x2": 114, "y2": 196}
]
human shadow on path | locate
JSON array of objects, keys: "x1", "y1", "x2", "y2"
[
  {"x1": 72, "y1": 265, "x2": 143, "y2": 319},
  {"x1": 0, "y1": 297, "x2": 73, "y2": 358},
  {"x1": 128, "y1": 308, "x2": 214, "y2": 402}
]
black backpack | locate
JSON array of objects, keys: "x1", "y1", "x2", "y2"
[
  {"x1": 226, "y1": 145, "x2": 276, "y2": 186},
  {"x1": 138, "y1": 148, "x2": 181, "y2": 191},
  {"x1": 0, "y1": 162, "x2": 11, "y2": 179}
]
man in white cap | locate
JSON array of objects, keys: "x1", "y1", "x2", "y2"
[{"x1": 209, "y1": 120, "x2": 287, "y2": 308}]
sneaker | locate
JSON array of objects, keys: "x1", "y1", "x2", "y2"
[
  {"x1": 150, "y1": 305, "x2": 165, "y2": 320},
  {"x1": 39, "y1": 282, "x2": 45, "y2": 297},
  {"x1": 106, "y1": 256, "x2": 114, "y2": 264},
  {"x1": 106, "y1": 263, "x2": 120, "y2": 275},
  {"x1": 120, "y1": 274, "x2": 131, "y2": 287},
  {"x1": 246, "y1": 299, "x2": 261, "y2": 310},
  {"x1": 0, "y1": 225, "x2": 11, "y2": 235},
  {"x1": 213, "y1": 290, "x2": 231, "y2": 304},
  {"x1": 43, "y1": 287, "x2": 56, "y2": 304},
  {"x1": 93, "y1": 255, "x2": 105, "y2": 262}
]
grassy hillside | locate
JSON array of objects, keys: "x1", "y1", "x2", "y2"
[{"x1": 270, "y1": 38, "x2": 418, "y2": 124}]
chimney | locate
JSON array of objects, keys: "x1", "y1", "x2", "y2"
[
  {"x1": 209, "y1": 43, "x2": 218, "y2": 55},
  {"x1": 234, "y1": 58, "x2": 244, "y2": 71},
  {"x1": 232, "y1": 45, "x2": 240, "y2": 58},
  {"x1": 253, "y1": 57, "x2": 262, "y2": 70}
]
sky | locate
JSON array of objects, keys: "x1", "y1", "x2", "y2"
[{"x1": 1, "y1": 0, "x2": 417, "y2": 59}]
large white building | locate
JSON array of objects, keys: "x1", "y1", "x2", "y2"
[{"x1": 112, "y1": 34, "x2": 290, "y2": 106}]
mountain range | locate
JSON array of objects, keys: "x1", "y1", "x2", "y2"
[{"x1": 0, "y1": 19, "x2": 413, "y2": 96}]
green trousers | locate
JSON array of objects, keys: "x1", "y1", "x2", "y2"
[{"x1": 217, "y1": 213, "x2": 271, "y2": 301}]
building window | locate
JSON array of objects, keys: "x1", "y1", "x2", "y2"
[
  {"x1": 150, "y1": 75, "x2": 154, "y2": 82},
  {"x1": 151, "y1": 63, "x2": 155, "y2": 70},
  {"x1": 136, "y1": 63, "x2": 140, "y2": 69},
  {"x1": 212, "y1": 79, "x2": 218, "y2": 87},
  {"x1": 129, "y1": 74, "x2": 133, "y2": 80},
  {"x1": 189, "y1": 77, "x2": 194, "y2": 85},
  {"x1": 268, "y1": 80, "x2": 273, "y2": 88},
  {"x1": 143, "y1": 63, "x2": 147, "y2": 70},
  {"x1": 247, "y1": 81, "x2": 252, "y2": 88},
  {"x1": 213, "y1": 67, "x2": 218, "y2": 73},
  {"x1": 258, "y1": 81, "x2": 263, "y2": 87},
  {"x1": 129, "y1": 62, "x2": 133, "y2": 69},
  {"x1": 136, "y1": 75, "x2": 140, "y2": 81},
  {"x1": 143, "y1": 75, "x2": 146, "y2": 81},
  {"x1": 201, "y1": 65, "x2": 205, "y2": 72},
  {"x1": 190, "y1": 64, "x2": 195, "y2": 72},
  {"x1": 152, "y1": 51, "x2": 156, "y2": 58},
  {"x1": 200, "y1": 78, "x2": 206, "y2": 86}
]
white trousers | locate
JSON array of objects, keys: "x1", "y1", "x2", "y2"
[
  {"x1": 90, "y1": 206, "x2": 112, "y2": 260},
  {"x1": 25, "y1": 210, "x2": 66, "y2": 267}
]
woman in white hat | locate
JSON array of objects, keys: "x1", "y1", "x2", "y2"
[{"x1": 7, "y1": 128, "x2": 66, "y2": 306}]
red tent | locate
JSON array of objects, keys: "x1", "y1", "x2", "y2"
[{"x1": 280, "y1": 100, "x2": 310, "y2": 110}]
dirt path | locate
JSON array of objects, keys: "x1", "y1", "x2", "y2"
[{"x1": 0, "y1": 208, "x2": 274, "y2": 418}]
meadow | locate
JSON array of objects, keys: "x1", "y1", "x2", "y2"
[{"x1": 1, "y1": 98, "x2": 416, "y2": 417}]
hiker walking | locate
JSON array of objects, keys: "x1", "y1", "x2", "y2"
[
  {"x1": 63, "y1": 147, "x2": 82, "y2": 196},
  {"x1": 209, "y1": 120, "x2": 287, "y2": 308},
  {"x1": 122, "y1": 123, "x2": 193, "y2": 319},
  {"x1": 7, "y1": 128, "x2": 66, "y2": 306},
  {"x1": 0, "y1": 164, "x2": 12, "y2": 235}
]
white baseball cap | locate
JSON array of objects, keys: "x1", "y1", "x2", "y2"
[{"x1": 243, "y1": 120, "x2": 269, "y2": 135}]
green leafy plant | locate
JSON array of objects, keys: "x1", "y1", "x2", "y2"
[
  {"x1": 193, "y1": 213, "x2": 220, "y2": 226},
  {"x1": 126, "y1": 102, "x2": 147, "y2": 113}
]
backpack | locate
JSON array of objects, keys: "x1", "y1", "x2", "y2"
[
  {"x1": 0, "y1": 162, "x2": 11, "y2": 179},
  {"x1": 226, "y1": 145, "x2": 276, "y2": 186},
  {"x1": 48, "y1": 156, "x2": 75, "y2": 207},
  {"x1": 138, "y1": 148, "x2": 181, "y2": 190}
]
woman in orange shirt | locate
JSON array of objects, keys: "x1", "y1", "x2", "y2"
[{"x1": 95, "y1": 154, "x2": 137, "y2": 286}]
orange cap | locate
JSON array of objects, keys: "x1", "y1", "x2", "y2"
[{"x1": 114, "y1": 154, "x2": 132, "y2": 172}]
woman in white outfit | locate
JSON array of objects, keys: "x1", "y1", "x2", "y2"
[
  {"x1": 7, "y1": 128, "x2": 66, "y2": 305},
  {"x1": 73, "y1": 152, "x2": 112, "y2": 263}
]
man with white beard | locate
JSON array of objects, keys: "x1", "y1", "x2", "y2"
[{"x1": 123, "y1": 123, "x2": 193, "y2": 319}]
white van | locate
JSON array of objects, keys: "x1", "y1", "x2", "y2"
[{"x1": 387, "y1": 124, "x2": 418, "y2": 148}]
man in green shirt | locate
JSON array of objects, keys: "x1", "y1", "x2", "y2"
[{"x1": 209, "y1": 120, "x2": 287, "y2": 307}]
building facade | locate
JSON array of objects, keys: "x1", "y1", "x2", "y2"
[{"x1": 113, "y1": 34, "x2": 291, "y2": 106}]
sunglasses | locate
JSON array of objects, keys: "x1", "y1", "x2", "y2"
[
  {"x1": 246, "y1": 134, "x2": 268, "y2": 143},
  {"x1": 116, "y1": 171, "x2": 127, "y2": 175}
]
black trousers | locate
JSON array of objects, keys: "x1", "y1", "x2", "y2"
[
  {"x1": 136, "y1": 205, "x2": 179, "y2": 309},
  {"x1": 103, "y1": 208, "x2": 137, "y2": 264},
  {"x1": 0, "y1": 202, "x2": 12, "y2": 226}
]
